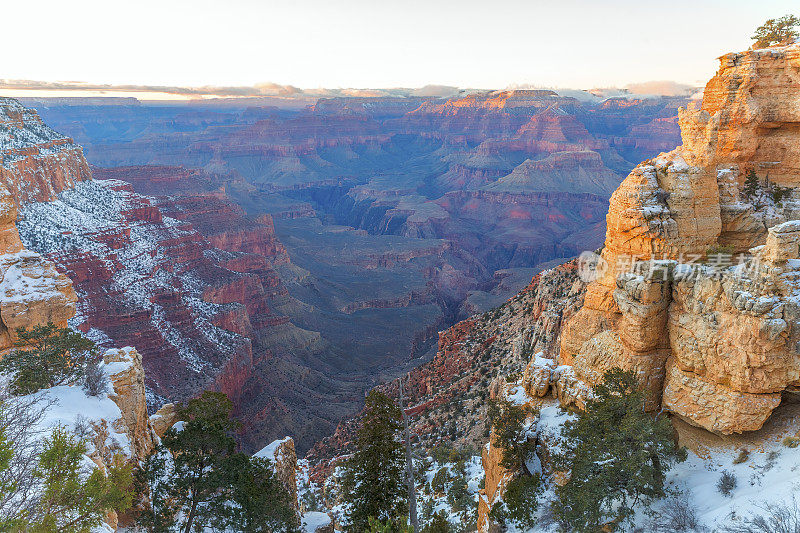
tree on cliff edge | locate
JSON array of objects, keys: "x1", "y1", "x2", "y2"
[
  {"x1": 552, "y1": 369, "x2": 686, "y2": 532},
  {"x1": 342, "y1": 390, "x2": 407, "y2": 532},
  {"x1": 752, "y1": 15, "x2": 800, "y2": 48},
  {"x1": 134, "y1": 391, "x2": 299, "y2": 532}
]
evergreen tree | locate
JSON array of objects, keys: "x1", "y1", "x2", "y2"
[
  {"x1": 343, "y1": 390, "x2": 407, "y2": 532},
  {"x1": 553, "y1": 369, "x2": 686, "y2": 532},
  {"x1": 488, "y1": 474, "x2": 542, "y2": 530},
  {"x1": 26, "y1": 428, "x2": 133, "y2": 532},
  {"x1": 487, "y1": 399, "x2": 535, "y2": 471},
  {"x1": 224, "y1": 454, "x2": 300, "y2": 532},
  {"x1": 133, "y1": 447, "x2": 179, "y2": 532},
  {"x1": 742, "y1": 169, "x2": 760, "y2": 202},
  {"x1": 0, "y1": 323, "x2": 95, "y2": 394},
  {"x1": 164, "y1": 391, "x2": 238, "y2": 532},
  {"x1": 752, "y1": 15, "x2": 800, "y2": 48},
  {"x1": 423, "y1": 511, "x2": 451, "y2": 533},
  {"x1": 134, "y1": 391, "x2": 299, "y2": 533},
  {"x1": 445, "y1": 466, "x2": 472, "y2": 521},
  {"x1": 367, "y1": 516, "x2": 414, "y2": 533}
]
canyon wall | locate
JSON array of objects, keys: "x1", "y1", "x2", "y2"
[{"x1": 557, "y1": 45, "x2": 800, "y2": 434}]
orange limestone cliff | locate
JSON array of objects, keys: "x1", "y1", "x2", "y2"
[{"x1": 554, "y1": 44, "x2": 800, "y2": 434}]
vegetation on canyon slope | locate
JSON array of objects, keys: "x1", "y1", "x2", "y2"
[
  {"x1": 0, "y1": 386, "x2": 132, "y2": 531},
  {"x1": 133, "y1": 391, "x2": 299, "y2": 532},
  {"x1": 552, "y1": 369, "x2": 686, "y2": 532}
]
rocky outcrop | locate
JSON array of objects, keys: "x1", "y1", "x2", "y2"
[
  {"x1": 477, "y1": 438, "x2": 510, "y2": 533},
  {"x1": 0, "y1": 250, "x2": 77, "y2": 348},
  {"x1": 255, "y1": 437, "x2": 300, "y2": 511},
  {"x1": 104, "y1": 347, "x2": 158, "y2": 459},
  {"x1": 0, "y1": 98, "x2": 91, "y2": 205},
  {"x1": 0, "y1": 114, "x2": 79, "y2": 351},
  {"x1": 558, "y1": 44, "x2": 800, "y2": 434}
]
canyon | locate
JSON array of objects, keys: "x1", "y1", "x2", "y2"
[
  {"x1": 14, "y1": 89, "x2": 685, "y2": 453},
  {"x1": 300, "y1": 44, "x2": 800, "y2": 531}
]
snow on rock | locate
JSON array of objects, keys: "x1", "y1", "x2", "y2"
[
  {"x1": 0, "y1": 249, "x2": 77, "y2": 346},
  {"x1": 302, "y1": 511, "x2": 332, "y2": 532},
  {"x1": 255, "y1": 436, "x2": 300, "y2": 511},
  {"x1": 17, "y1": 179, "x2": 248, "y2": 403},
  {"x1": 0, "y1": 97, "x2": 91, "y2": 206}
]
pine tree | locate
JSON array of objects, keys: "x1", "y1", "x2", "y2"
[
  {"x1": 164, "y1": 391, "x2": 238, "y2": 532},
  {"x1": 742, "y1": 169, "x2": 760, "y2": 203},
  {"x1": 224, "y1": 454, "x2": 300, "y2": 532},
  {"x1": 0, "y1": 323, "x2": 95, "y2": 394},
  {"x1": 134, "y1": 391, "x2": 299, "y2": 532},
  {"x1": 26, "y1": 427, "x2": 134, "y2": 532},
  {"x1": 752, "y1": 15, "x2": 800, "y2": 48},
  {"x1": 487, "y1": 399, "x2": 535, "y2": 471},
  {"x1": 344, "y1": 390, "x2": 407, "y2": 532},
  {"x1": 423, "y1": 511, "x2": 451, "y2": 533},
  {"x1": 553, "y1": 368, "x2": 686, "y2": 532}
]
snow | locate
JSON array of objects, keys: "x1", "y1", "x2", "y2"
[
  {"x1": 0, "y1": 250, "x2": 66, "y2": 304},
  {"x1": 657, "y1": 443, "x2": 800, "y2": 529},
  {"x1": 506, "y1": 384, "x2": 531, "y2": 406},
  {"x1": 0, "y1": 98, "x2": 76, "y2": 168},
  {"x1": 493, "y1": 401, "x2": 800, "y2": 532},
  {"x1": 302, "y1": 511, "x2": 332, "y2": 532},
  {"x1": 17, "y1": 179, "x2": 248, "y2": 405},
  {"x1": 254, "y1": 436, "x2": 292, "y2": 463}
]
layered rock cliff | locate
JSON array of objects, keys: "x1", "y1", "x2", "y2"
[
  {"x1": 0, "y1": 99, "x2": 79, "y2": 351},
  {"x1": 0, "y1": 98, "x2": 174, "y2": 531},
  {"x1": 557, "y1": 45, "x2": 800, "y2": 434},
  {"x1": 0, "y1": 97, "x2": 90, "y2": 205}
]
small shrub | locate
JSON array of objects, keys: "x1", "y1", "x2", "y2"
[
  {"x1": 431, "y1": 467, "x2": 449, "y2": 495},
  {"x1": 733, "y1": 449, "x2": 750, "y2": 465},
  {"x1": 647, "y1": 492, "x2": 705, "y2": 532},
  {"x1": 720, "y1": 493, "x2": 800, "y2": 532},
  {"x1": 765, "y1": 451, "x2": 780, "y2": 470},
  {"x1": 422, "y1": 510, "x2": 451, "y2": 533},
  {"x1": 489, "y1": 473, "x2": 542, "y2": 530},
  {"x1": 706, "y1": 244, "x2": 735, "y2": 260},
  {"x1": 83, "y1": 356, "x2": 108, "y2": 397},
  {"x1": 717, "y1": 470, "x2": 738, "y2": 497},
  {"x1": 782, "y1": 436, "x2": 800, "y2": 448}
]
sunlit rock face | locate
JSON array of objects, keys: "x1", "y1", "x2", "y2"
[{"x1": 559, "y1": 44, "x2": 800, "y2": 434}]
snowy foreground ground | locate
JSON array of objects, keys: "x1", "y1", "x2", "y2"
[
  {"x1": 299, "y1": 397, "x2": 800, "y2": 532},
  {"x1": 18, "y1": 361, "x2": 798, "y2": 533}
]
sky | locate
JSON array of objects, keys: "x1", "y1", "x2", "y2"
[{"x1": 2, "y1": 0, "x2": 798, "y2": 98}]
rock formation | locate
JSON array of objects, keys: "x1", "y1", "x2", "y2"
[
  {"x1": 557, "y1": 44, "x2": 800, "y2": 434},
  {"x1": 255, "y1": 437, "x2": 300, "y2": 511},
  {"x1": 0, "y1": 97, "x2": 90, "y2": 205},
  {"x1": 0, "y1": 99, "x2": 79, "y2": 351}
]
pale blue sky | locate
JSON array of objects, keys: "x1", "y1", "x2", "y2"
[{"x1": 3, "y1": 0, "x2": 798, "y2": 92}]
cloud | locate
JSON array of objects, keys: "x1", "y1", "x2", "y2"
[
  {"x1": 0, "y1": 79, "x2": 697, "y2": 102},
  {"x1": 411, "y1": 85, "x2": 460, "y2": 97},
  {"x1": 623, "y1": 80, "x2": 697, "y2": 97},
  {"x1": 0, "y1": 79, "x2": 308, "y2": 98},
  {"x1": 0, "y1": 79, "x2": 466, "y2": 101}
]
